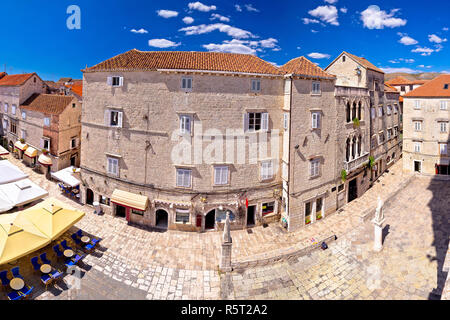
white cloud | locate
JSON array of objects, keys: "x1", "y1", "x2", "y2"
[
  {"x1": 148, "y1": 39, "x2": 181, "y2": 48},
  {"x1": 443, "y1": 27, "x2": 449, "y2": 31},
  {"x1": 311, "y1": 29, "x2": 319, "y2": 33},
  {"x1": 210, "y1": 13, "x2": 230, "y2": 22},
  {"x1": 235, "y1": 4, "x2": 242, "y2": 12},
  {"x1": 179, "y1": 23, "x2": 254, "y2": 38},
  {"x1": 398, "y1": 35, "x2": 418, "y2": 46},
  {"x1": 302, "y1": 18, "x2": 320, "y2": 24},
  {"x1": 308, "y1": 5, "x2": 339, "y2": 26},
  {"x1": 340, "y1": 7, "x2": 348, "y2": 14},
  {"x1": 203, "y1": 38, "x2": 280, "y2": 54},
  {"x1": 380, "y1": 67, "x2": 418, "y2": 73},
  {"x1": 188, "y1": 2, "x2": 216, "y2": 12},
  {"x1": 390, "y1": 58, "x2": 415, "y2": 64},
  {"x1": 245, "y1": 4, "x2": 259, "y2": 12},
  {"x1": 389, "y1": 60, "x2": 399, "y2": 64},
  {"x1": 325, "y1": 0, "x2": 338, "y2": 3},
  {"x1": 428, "y1": 34, "x2": 447, "y2": 43},
  {"x1": 130, "y1": 28, "x2": 148, "y2": 34},
  {"x1": 411, "y1": 47, "x2": 435, "y2": 56},
  {"x1": 360, "y1": 5, "x2": 406, "y2": 29},
  {"x1": 434, "y1": 44, "x2": 444, "y2": 52},
  {"x1": 157, "y1": 10, "x2": 179, "y2": 18},
  {"x1": 183, "y1": 17, "x2": 194, "y2": 24},
  {"x1": 307, "y1": 52, "x2": 331, "y2": 59}
]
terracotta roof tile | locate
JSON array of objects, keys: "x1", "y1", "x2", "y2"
[
  {"x1": 0, "y1": 73, "x2": 36, "y2": 86},
  {"x1": 404, "y1": 75, "x2": 450, "y2": 98},
  {"x1": 20, "y1": 94, "x2": 74, "y2": 115},
  {"x1": 386, "y1": 77, "x2": 431, "y2": 86},
  {"x1": 65, "y1": 80, "x2": 82, "y2": 97},
  {"x1": 84, "y1": 49, "x2": 281, "y2": 75},
  {"x1": 279, "y1": 56, "x2": 335, "y2": 79},
  {"x1": 384, "y1": 83, "x2": 398, "y2": 93}
]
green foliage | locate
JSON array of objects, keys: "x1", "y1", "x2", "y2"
[
  {"x1": 353, "y1": 118, "x2": 360, "y2": 127},
  {"x1": 368, "y1": 156, "x2": 375, "y2": 168},
  {"x1": 341, "y1": 169, "x2": 347, "y2": 182}
]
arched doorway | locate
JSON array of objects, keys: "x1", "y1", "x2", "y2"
[
  {"x1": 205, "y1": 210, "x2": 216, "y2": 230},
  {"x1": 86, "y1": 188, "x2": 94, "y2": 205},
  {"x1": 155, "y1": 209, "x2": 168, "y2": 229}
]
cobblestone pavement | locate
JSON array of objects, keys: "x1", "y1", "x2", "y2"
[{"x1": 0, "y1": 155, "x2": 447, "y2": 300}]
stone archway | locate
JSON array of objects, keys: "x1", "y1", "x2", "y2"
[
  {"x1": 155, "y1": 209, "x2": 168, "y2": 229},
  {"x1": 86, "y1": 188, "x2": 94, "y2": 205},
  {"x1": 205, "y1": 210, "x2": 216, "y2": 230}
]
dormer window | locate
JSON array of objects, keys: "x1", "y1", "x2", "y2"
[{"x1": 444, "y1": 84, "x2": 449, "y2": 90}]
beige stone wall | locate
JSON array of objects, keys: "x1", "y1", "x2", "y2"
[
  {"x1": 56, "y1": 98, "x2": 81, "y2": 170},
  {"x1": 326, "y1": 54, "x2": 368, "y2": 88},
  {"x1": 286, "y1": 78, "x2": 338, "y2": 231},
  {"x1": 81, "y1": 71, "x2": 284, "y2": 231},
  {"x1": 403, "y1": 97, "x2": 450, "y2": 175}
]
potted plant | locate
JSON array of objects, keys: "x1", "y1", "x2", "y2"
[
  {"x1": 19, "y1": 138, "x2": 25, "y2": 144},
  {"x1": 41, "y1": 149, "x2": 49, "y2": 155},
  {"x1": 352, "y1": 118, "x2": 360, "y2": 128},
  {"x1": 316, "y1": 213, "x2": 323, "y2": 220},
  {"x1": 305, "y1": 217, "x2": 311, "y2": 225},
  {"x1": 341, "y1": 169, "x2": 347, "y2": 182}
]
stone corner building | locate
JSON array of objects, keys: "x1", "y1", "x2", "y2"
[
  {"x1": 402, "y1": 75, "x2": 450, "y2": 175},
  {"x1": 80, "y1": 49, "x2": 402, "y2": 233}
]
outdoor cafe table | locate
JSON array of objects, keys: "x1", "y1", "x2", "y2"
[
  {"x1": 10, "y1": 278, "x2": 24, "y2": 291},
  {"x1": 81, "y1": 236, "x2": 90, "y2": 244},
  {"x1": 64, "y1": 250, "x2": 74, "y2": 258},
  {"x1": 40, "y1": 264, "x2": 51, "y2": 274}
]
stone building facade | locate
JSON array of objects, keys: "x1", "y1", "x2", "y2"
[
  {"x1": 79, "y1": 49, "x2": 403, "y2": 233},
  {"x1": 403, "y1": 75, "x2": 450, "y2": 175}
]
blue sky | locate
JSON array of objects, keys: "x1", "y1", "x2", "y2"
[{"x1": 0, "y1": 0, "x2": 448, "y2": 80}]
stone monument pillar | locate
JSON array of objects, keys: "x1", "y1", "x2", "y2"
[
  {"x1": 371, "y1": 197, "x2": 385, "y2": 252},
  {"x1": 220, "y1": 212, "x2": 233, "y2": 272}
]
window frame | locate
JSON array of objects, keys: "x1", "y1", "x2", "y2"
[
  {"x1": 246, "y1": 112, "x2": 269, "y2": 133},
  {"x1": 283, "y1": 113, "x2": 289, "y2": 130},
  {"x1": 310, "y1": 158, "x2": 320, "y2": 178},
  {"x1": 440, "y1": 101, "x2": 448, "y2": 110},
  {"x1": 181, "y1": 76, "x2": 193, "y2": 92},
  {"x1": 106, "y1": 157, "x2": 119, "y2": 177},
  {"x1": 251, "y1": 79, "x2": 261, "y2": 93},
  {"x1": 311, "y1": 111, "x2": 321, "y2": 129},
  {"x1": 42, "y1": 137, "x2": 51, "y2": 151},
  {"x1": 179, "y1": 114, "x2": 192, "y2": 135},
  {"x1": 440, "y1": 143, "x2": 448, "y2": 155},
  {"x1": 175, "y1": 208, "x2": 190, "y2": 224},
  {"x1": 213, "y1": 165, "x2": 229, "y2": 186},
  {"x1": 176, "y1": 168, "x2": 192, "y2": 188},
  {"x1": 414, "y1": 121, "x2": 422, "y2": 132},
  {"x1": 311, "y1": 81, "x2": 321, "y2": 95},
  {"x1": 260, "y1": 160, "x2": 274, "y2": 181},
  {"x1": 414, "y1": 142, "x2": 421, "y2": 153},
  {"x1": 262, "y1": 201, "x2": 275, "y2": 216},
  {"x1": 44, "y1": 117, "x2": 51, "y2": 127},
  {"x1": 440, "y1": 122, "x2": 448, "y2": 133}
]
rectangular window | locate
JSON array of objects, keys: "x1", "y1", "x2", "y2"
[
  {"x1": 214, "y1": 166, "x2": 229, "y2": 185},
  {"x1": 251, "y1": 79, "x2": 261, "y2": 92},
  {"x1": 71, "y1": 138, "x2": 77, "y2": 149},
  {"x1": 175, "y1": 209, "x2": 190, "y2": 223},
  {"x1": 42, "y1": 138, "x2": 50, "y2": 151},
  {"x1": 20, "y1": 129, "x2": 26, "y2": 140},
  {"x1": 371, "y1": 108, "x2": 376, "y2": 119},
  {"x1": 305, "y1": 202, "x2": 311, "y2": 223},
  {"x1": 176, "y1": 168, "x2": 192, "y2": 188},
  {"x1": 99, "y1": 195, "x2": 110, "y2": 206},
  {"x1": 260, "y1": 160, "x2": 274, "y2": 180},
  {"x1": 246, "y1": 112, "x2": 268, "y2": 132},
  {"x1": 108, "y1": 76, "x2": 123, "y2": 87},
  {"x1": 371, "y1": 136, "x2": 377, "y2": 149},
  {"x1": 414, "y1": 100, "x2": 421, "y2": 109},
  {"x1": 4, "y1": 103, "x2": 8, "y2": 113},
  {"x1": 21, "y1": 111, "x2": 26, "y2": 120},
  {"x1": 11, "y1": 105, "x2": 16, "y2": 115},
  {"x1": 387, "y1": 129, "x2": 393, "y2": 140},
  {"x1": 387, "y1": 105, "x2": 392, "y2": 115},
  {"x1": 44, "y1": 117, "x2": 50, "y2": 127},
  {"x1": 440, "y1": 122, "x2": 448, "y2": 133},
  {"x1": 262, "y1": 202, "x2": 275, "y2": 216},
  {"x1": 401, "y1": 86, "x2": 405, "y2": 92},
  {"x1": 441, "y1": 101, "x2": 448, "y2": 110},
  {"x1": 181, "y1": 77, "x2": 193, "y2": 91},
  {"x1": 440, "y1": 143, "x2": 448, "y2": 155},
  {"x1": 107, "y1": 157, "x2": 119, "y2": 176},
  {"x1": 414, "y1": 121, "x2": 422, "y2": 132},
  {"x1": 378, "y1": 132, "x2": 385, "y2": 144},
  {"x1": 310, "y1": 158, "x2": 320, "y2": 177},
  {"x1": 414, "y1": 142, "x2": 421, "y2": 153},
  {"x1": 10, "y1": 121, "x2": 16, "y2": 134},
  {"x1": 131, "y1": 209, "x2": 144, "y2": 216},
  {"x1": 311, "y1": 112, "x2": 321, "y2": 129},
  {"x1": 378, "y1": 106, "x2": 384, "y2": 117},
  {"x1": 316, "y1": 198, "x2": 323, "y2": 217},
  {"x1": 283, "y1": 113, "x2": 289, "y2": 130},
  {"x1": 179, "y1": 115, "x2": 192, "y2": 134},
  {"x1": 109, "y1": 110, "x2": 123, "y2": 127},
  {"x1": 394, "y1": 105, "x2": 399, "y2": 114},
  {"x1": 394, "y1": 126, "x2": 399, "y2": 136},
  {"x1": 312, "y1": 82, "x2": 321, "y2": 94}
]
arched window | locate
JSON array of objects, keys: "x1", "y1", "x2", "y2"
[
  {"x1": 346, "y1": 102, "x2": 351, "y2": 123},
  {"x1": 352, "y1": 137, "x2": 357, "y2": 159},
  {"x1": 346, "y1": 138, "x2": 350, "y2": 162},
  {"x1": 358, "y1": 135, "x2": 362, "y2": 157},
  {"x1": 358, "y1": 101, "x2": 362, "y2": 120},
  {"x1": 352, "y1": 102, "x2": 357, "y2": 121}
]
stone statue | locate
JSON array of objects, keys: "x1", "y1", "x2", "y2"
[
  {"x1": 374, "y1": 196, "x2": 384, "y2": 222},
  {"x1": 223, "y1": 212, "x2": 232, "y2": 243}
]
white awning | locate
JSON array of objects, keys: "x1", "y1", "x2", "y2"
[
  {"x1": 0, "y1": 179, "x2": 48, "y2": 210},
  {"x1": 0, "y1": 146, "x2": 9, "y2": 156},
  {"x1": 0, "y1": 160, "x2": 28, "y2": 185},
  {"x1": 50, "y1": 166, "x2": 81, "y2": 188}
]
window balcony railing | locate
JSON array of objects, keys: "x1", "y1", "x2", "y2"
[
  {"x1": 335, "y1": 86, "x2": 369, "y2": 97},
  {"x1": 344, "y1": 152, "x2": 369, "y2": 173}
]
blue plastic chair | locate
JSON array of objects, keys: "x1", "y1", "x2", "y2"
[
  {"x1": 71, "y1": 233, "x2": 82, "y2": 246},
  {"x1": 76, "y1": 230, "x2": 83, "y2": 238},
  {"x1": 71, "y1": 254, "x2": 85, "y2": 264},
  {"x1": 0, "y1": 270, "x2": 10, "y2": 287},
  {"x1": 20, "y1": 285, "x2": 33, "y2": 299},
  {"x1": 40, "y1": 253, "x2": 51, "y2": 265},
  {"x1": 31, "y1": 257, "x2": 41, "y2": 271},
  {"x1": 61, "y1": 240, "x2": 72, "y2": 251},
  {"x1": 7, "y1": 291, "x2": 24, "y2": 300},
  {"x1": 91, "y1": 238, "x2": 100, "y2": 246},
  {"x1": 50, "y1": 270, "x2": 63, "y2": 282},
  {"x1": 40, "y1": 274, "x2": 52, "y2": 290},
  {"x1": 11, "y1": 267, "x2": 23, "y2": 279},
  {"x1": 84, "y1": 242, "x2": 95, "y2": 252},
  {"x1": 52, "y1": 245, "x2": 63, "y2": 258}
]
